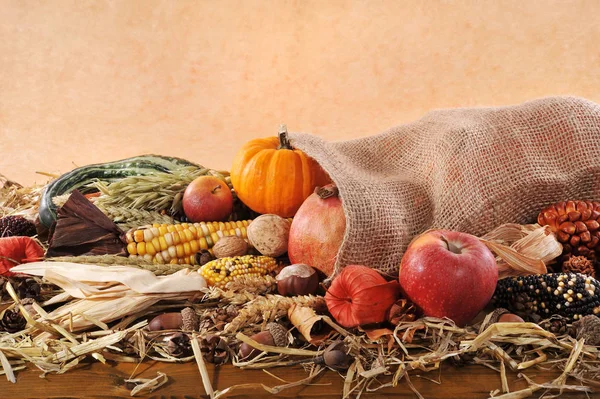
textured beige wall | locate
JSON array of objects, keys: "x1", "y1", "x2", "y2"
[{"x1": 1, "y1": 0, "x2": 599, "y2": 186}]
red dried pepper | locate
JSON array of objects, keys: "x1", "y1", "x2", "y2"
[{"x1": 0, "y1": 236, "x2": 45, "y2": 276}]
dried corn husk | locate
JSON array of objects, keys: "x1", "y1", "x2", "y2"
[
  {"x1": 480, "y1": 224, "x2": 561, "y2": 279},
  {"x1": 46, "y1": 190, "x2": 127, "y2": 257},
  {"x1": 11, "y1": 262, "x2": 207, "y2": 331}
]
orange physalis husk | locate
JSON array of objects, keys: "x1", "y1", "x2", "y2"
[{"x1": 325, "y1": 265, "x2": 401, "y2": 328}]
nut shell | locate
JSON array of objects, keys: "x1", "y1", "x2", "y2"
[
  {"x1": 276, "y1": 264, "x2": 319, "y2": 296},
  {"x1": 247, "y1": 214, "x2": 290, "y2": 257},
  {"x1": 238, "y1": 330, "x2": 275, "y2": 360},
  {"x1": 213, "y1": 236, "x2": 249, "y2": 258}
]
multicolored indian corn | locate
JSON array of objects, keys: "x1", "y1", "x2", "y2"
[
  {"x1": 125, "y1": 220, "x2": 252, "y2": 264},
  {"x1": 198, "y1": 255, "x2": 279, "y2": 287}
]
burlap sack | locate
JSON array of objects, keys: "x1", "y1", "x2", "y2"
[{"x1": 289, "y1": 96, "x2": 600, "y2": 277}]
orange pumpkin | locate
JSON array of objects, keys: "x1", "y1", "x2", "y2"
[{"x1": 230, "y1": 125, "x2": 331, "y2": 217}]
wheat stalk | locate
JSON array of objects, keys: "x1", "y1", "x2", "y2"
[
  {"x1": 224, "y1": 294, "x2": 326, "y2": 333},
  {"x1": 94, "y1": 205, "x2": 175, "y2": 229},
  {"x1": 92, "y1": 167, "x2": 232, "y2": 214}
]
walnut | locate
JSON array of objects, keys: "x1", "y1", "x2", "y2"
[
  {"x1": 247, "y1": 214, "x2": 291, "y2": 257},
  {"x1": 212, "y1": 236, "x2": 249, "y2": 258}
]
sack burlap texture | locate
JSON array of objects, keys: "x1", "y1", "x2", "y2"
[{"x1": 289, "y1": 96, "x2": 600, "y2": 277}]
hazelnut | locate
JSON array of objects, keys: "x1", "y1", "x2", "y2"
[
  {"x1": 238, "y1": 322, "x2": 288, "y2": 360},
  {"x1": 213, "y1": 236, "x2": 249, "y2": 258},
  {"x1": 247, "y1": 214, "x2": 290, "y2": 257},
  {"x1": 276, "y1": 264, "x2": 319, "y2": 296}
]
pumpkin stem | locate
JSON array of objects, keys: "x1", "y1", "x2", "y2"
[
  {"x1": 315, "y1": 185, "x2": 339, "y2": 199},
  {"x1": 277, "y1": 124, "x2": 293, "y2": 150}
]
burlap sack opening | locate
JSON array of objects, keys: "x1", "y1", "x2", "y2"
[{"x1": 289, "y1": 96, "x2": 600, "y2": 278}]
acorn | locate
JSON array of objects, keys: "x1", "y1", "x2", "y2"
[
  {"x1": 238, "y1": 322, "x2": 288, "y2": 360},
  {"x1": 276, "y1": 264, "x2": 319, "y2": 296},
  {"x1": 148, "y1": 307, "x2": 199, "y2": 331}
]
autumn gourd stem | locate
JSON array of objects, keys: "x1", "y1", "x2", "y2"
[{"x1": 277, "y1": 124, "x2": 293, "y2": 150}]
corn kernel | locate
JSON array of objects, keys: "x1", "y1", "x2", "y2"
[
  {"x1": 127, "y1": 242, "x2": 138, "y2": 255},
  {"x1": 159, "y1": 225, "x2": 168, "y2": 237},
  {"x1": 190, "y1": 239, "x2": 199, "y2": 253},
  {"x1": 146, "y1": 242, "x2": 157, "y2": 256},
  {"x1": 143, "y1": 229, "x2": 154, "y2": 242},
  {"x1": 133, "y1": 230, "x2": 144, "y2": 243},
  {"x1": 137, "y1": 242, "x2": 147, "y2": 256}
]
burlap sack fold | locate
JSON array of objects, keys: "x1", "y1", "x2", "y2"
[{"x1": 289, "y1": 96, "x2": 600, "y2": 277}]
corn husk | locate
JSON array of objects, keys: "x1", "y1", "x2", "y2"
[
  {"x1": 11, "y1": 262, "x2": 206, "y2": 331},
  {"x1": 480, "y1": 224, "x2": 562, "y2": 278},
  {"x1": 46, "y1": 190, "x2": 127, "y2": 257}
]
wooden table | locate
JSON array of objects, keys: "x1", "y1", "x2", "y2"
[{"x1": 0, "y1": 360, "x2": 594, "y2": 398}]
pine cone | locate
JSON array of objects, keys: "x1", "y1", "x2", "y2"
[
  {"x1": 538, "y1": 201, "x2": 600, "y2": 261},
  {"x1": 0, "y1": 308, "x2": 26, "y2": 333},
  {"x1": 200, "y1": 305, "x2": 240, "y2": 332},
  {"x1": 0, "y1": 216, "x2": 37, "y2": 238},
  {"x1": 540, "y1": 315, "x2": 570, "y2": 335}
]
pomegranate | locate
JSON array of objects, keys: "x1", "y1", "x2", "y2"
[{"x1": 288, "y1": 184, "x2": 346, "y2": 277}]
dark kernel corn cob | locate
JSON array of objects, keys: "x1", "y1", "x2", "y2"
[
  {"x1": 493, "y1": 273, "x2": 600, "y2": 321},
  {"x1": 199, "y1": 255, "x2": 278, "y2": 288}
]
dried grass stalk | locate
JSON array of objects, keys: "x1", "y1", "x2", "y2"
[
  {"x1": 92, "y1": 167, "x2": 232, "y2": 214},
  {"x1": 0, "y1": 173, "x2": 46, "y2": 218},
  {"x1": 126, "y1": 371, "x2": 168, "y2": 396},
  {"x1": 191, "y1": 333, "x2": 214, "y2": 399}
]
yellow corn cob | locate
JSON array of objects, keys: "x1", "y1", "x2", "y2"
[
  {"x1": 198, "y1": 255, "x2": 278, "y2": 287},
  {"x1": 125, "y1": 220, "x2": 252, "y2": 264}
]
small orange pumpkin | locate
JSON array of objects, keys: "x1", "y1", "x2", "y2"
[{"x1": 230, "y1": 125, "x2": 331, "y2": 217}]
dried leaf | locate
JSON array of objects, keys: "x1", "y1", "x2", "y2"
[
  {"x1": 360, "y1": 327, "x2": 395, "y2": 351},
  {"x1": 287, "y1": 304, "x2": 333, "y2": 346}
]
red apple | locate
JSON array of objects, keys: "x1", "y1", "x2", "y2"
[
  {"x1": 182, "y1": 176, "x2": 233, "y2": 222},
  {"x1": 398, "y1": 229, "x2": 498, "y2": 327}
]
